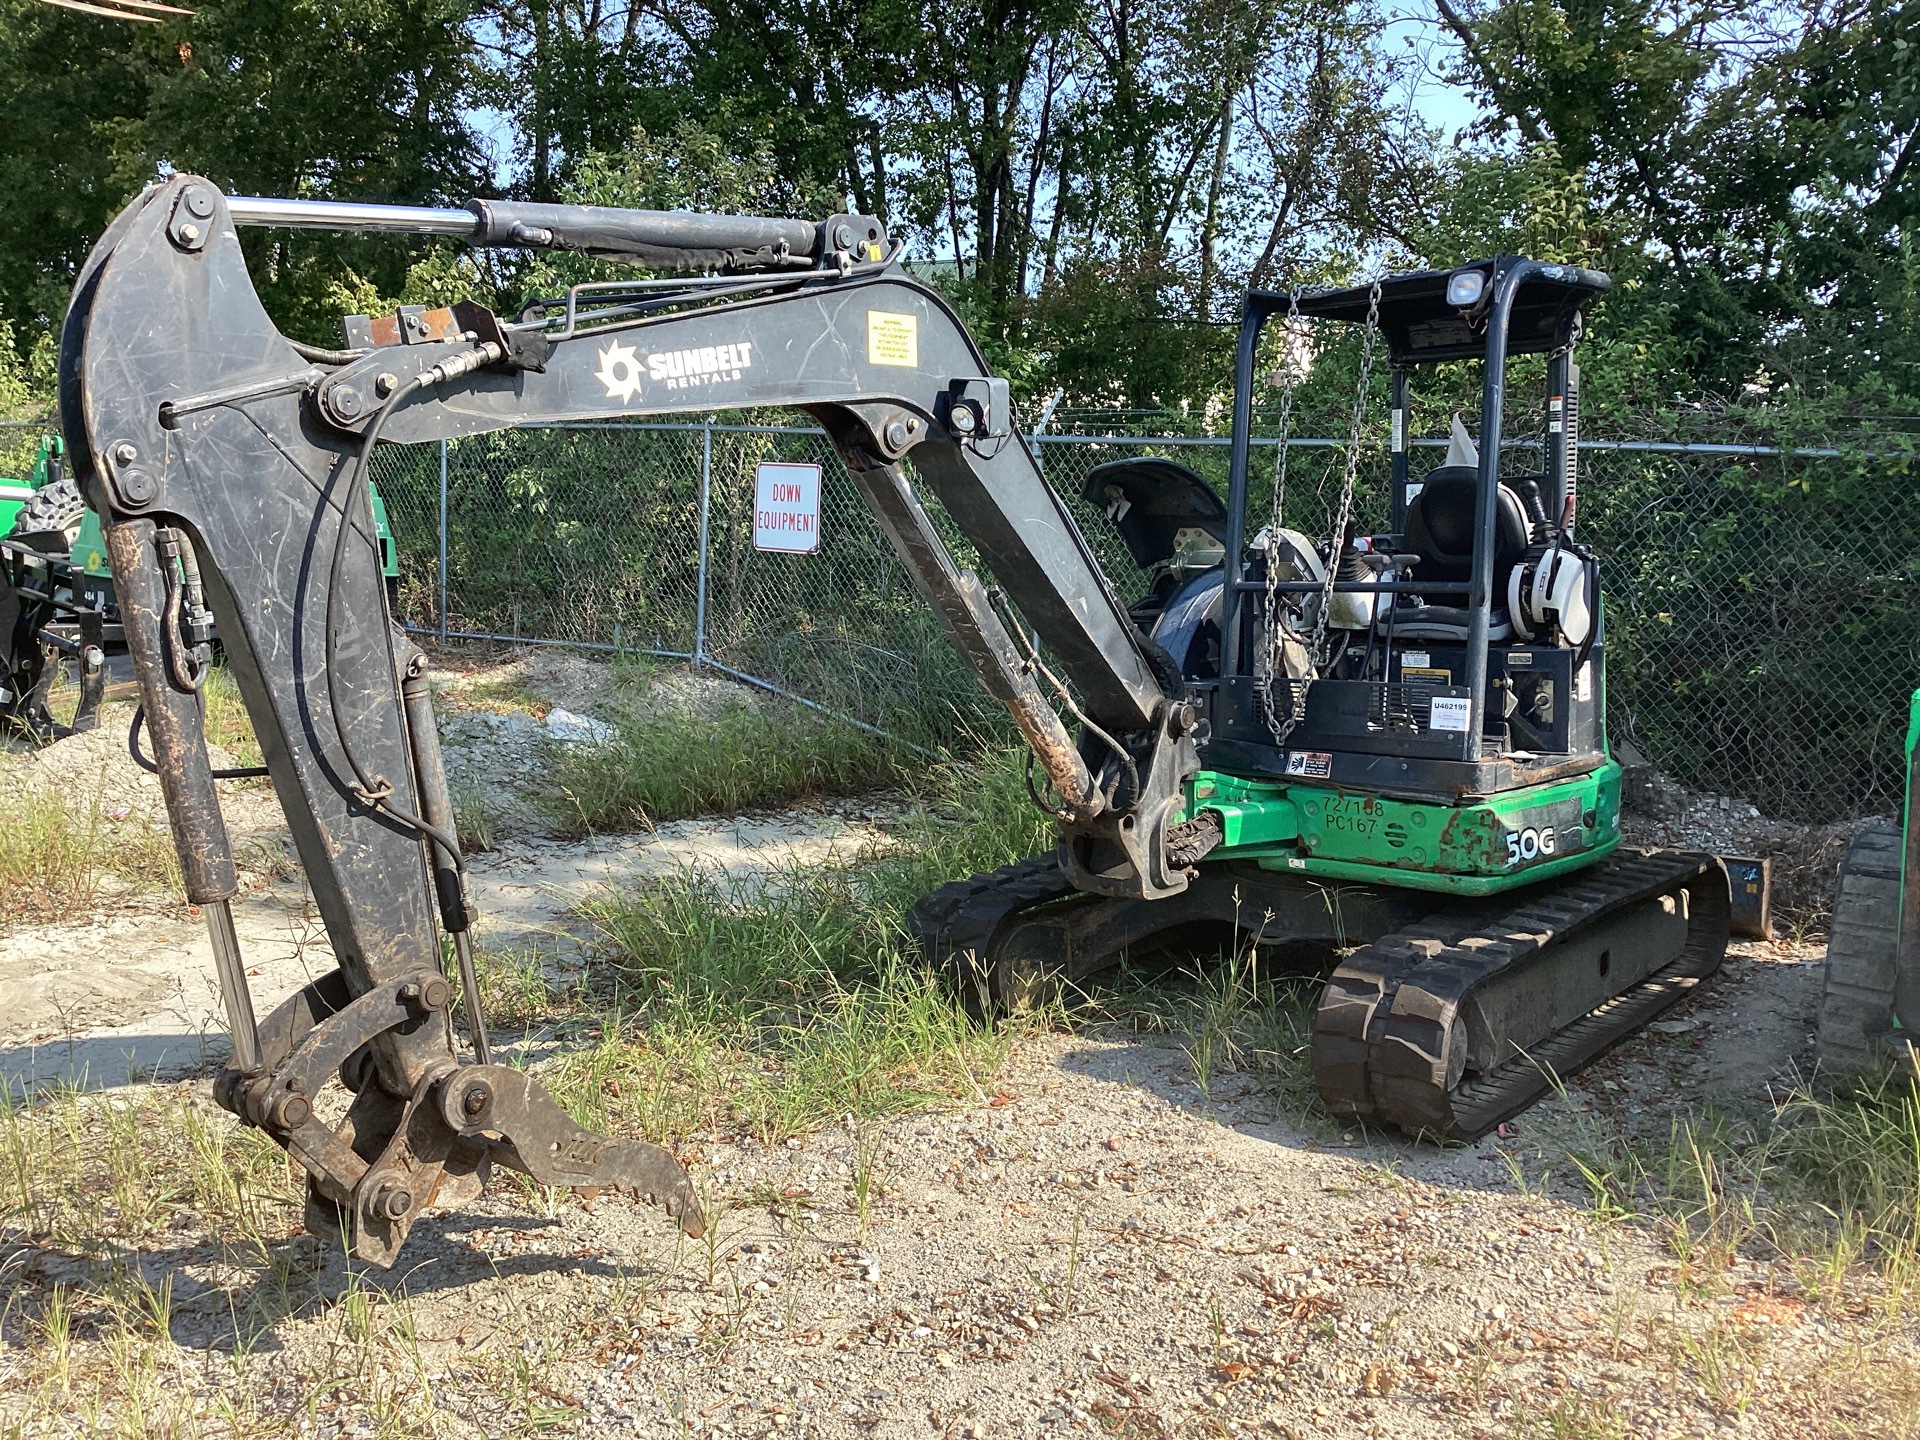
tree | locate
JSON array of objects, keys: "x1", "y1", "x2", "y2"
[
  {"x1": 1434, "y1": 0, "x2": 1920, "y2": 414},
  {"x1": 0, "y1": 0, "x2": 489, "y2": 349}
]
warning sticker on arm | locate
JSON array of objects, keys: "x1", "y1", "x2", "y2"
[{"x1": 868, "y1": 311, "x2": 919, "y2": 367}]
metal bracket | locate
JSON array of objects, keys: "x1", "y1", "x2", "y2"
[{"x1": 167, "y1": 184, "x2": 218, "y2": 253}]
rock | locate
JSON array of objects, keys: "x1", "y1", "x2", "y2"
[{"x1": 546, "y1": 707, "x2": 615, "y2": 744}]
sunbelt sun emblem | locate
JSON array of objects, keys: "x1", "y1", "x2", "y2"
[{"x1": 595, "y1": 341, "x2": 644, "y2": 403}]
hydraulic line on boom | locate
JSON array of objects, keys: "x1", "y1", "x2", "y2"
[
  {"x1": 63, "y1": 178, "x2": 1729, "y2": 1266},
  {"x1": 62, "y1": 176, "x2": 1206, "y2": 1263}
]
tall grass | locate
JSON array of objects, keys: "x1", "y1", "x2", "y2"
[
  {"x1": 1770, "y1": 1067, "x2": 1920, "y2": 1283},
  {"x1": 540, "y1": 746, "x2": 1055, "y2": 1143},
  {"x1": 1554, "y1": 1063, "x2": 1920, "y2": 1303},
  {"x1": 548, "y1": 699, "x2": 913, "y2": 834},
  {"x1": 0, "y1": 784, "x2": 103, "y2": 919}
]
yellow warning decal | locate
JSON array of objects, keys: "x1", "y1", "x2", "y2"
[{"x1": 867, "y1": 310, "x2": 918, "y2": 367}]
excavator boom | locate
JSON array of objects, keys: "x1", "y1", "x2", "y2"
[{"x1": 59, "y1": 176, "x2": 1203, "y2": 1262}]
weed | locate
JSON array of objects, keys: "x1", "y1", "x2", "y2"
[
  {"x1": 851, "y1": 1119, "x2": 884, "y2": 1237},
  {"x1": 549, "y1": 699, "x2": 910, "y2": 833},
  {"x1": 535, "y1": 748, "x2": 1047, "y2": 1146},
  {"x1": 0, "y1": 780, "x2": 103, "y2": 919},
  {"x1": 1769, "y1": 1066, "x2": 1920, "y2": 1277},
  {"x1": 452, "y1": 667, "x2": 548, "y2": 715},
  {"x1": 453, "y1": 781, "x2": 502, "y2": 852},
  {"x1": 475, "y1": 943, "x2": 577, "y2": 1029},
  {"x1": 1660, "y1": 1312, "x2": 1761, "y2": 1415},
  {"x1": 1181, "y1": 951, "x2": 1254, "y2": 1103},
  {"x1": 1504, "y1": 1388, "x2": 1629, "y2": 1439},
  {"x1": 1537, "y1": 1058, "x2": 1920, "y2": 1307},
  {"x1": 1064, "y1": 1203, "x2": 1085, "y2": 1316},
  {"x1": 200, "y1": 663, "x2": 262, "y2": 769}
]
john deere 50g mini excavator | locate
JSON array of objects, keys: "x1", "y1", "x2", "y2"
[{"x1": 61, "y1": 176, "x2": 1727, "y2": 1265}]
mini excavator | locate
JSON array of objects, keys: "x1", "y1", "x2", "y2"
[{"x1": 61, "y1": 176, "x2": 1728, "y2": 1264}]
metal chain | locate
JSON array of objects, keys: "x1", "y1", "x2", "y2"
[
  {"x1": 1313, "y1": 279, "x2": 1382, "y2": 663},
  {"x1": 1260, "y1": 279, "x2": 1382, "y2": 748},
  {"x1": 1258, "y1": 290, "x2": 1306, "y2": 746}
]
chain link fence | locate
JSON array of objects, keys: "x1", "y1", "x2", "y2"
[
  {"x1": 0, "y1": 415, "x2": 1765, "y2": 822},
  {"x1": 14, "y1": 403, "x2": 1913, "y2": 822}
]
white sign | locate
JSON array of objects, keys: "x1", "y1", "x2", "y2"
[
  {"x1": 754, "y1": 462, "x2": 822, "y2": 553},
  {"x1": 1429, "y1": 695, "x2": 1473, "y2": 733}
]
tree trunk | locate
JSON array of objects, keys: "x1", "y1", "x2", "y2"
[{"x1": 1197, "y1": 96, "x2": 1234, "y2": 318}]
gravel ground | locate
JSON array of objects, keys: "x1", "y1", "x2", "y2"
[
  {"x1": 1, "y1": 652, "x2": 1912, "y2": 1436},
  {"x1": 16, "y1": 941, "x2": 1907, "y2": 1440}
]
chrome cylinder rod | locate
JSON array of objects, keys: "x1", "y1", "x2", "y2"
[
  {"x1": 452, "y1": 931, "x2": 491, "y2": 1067},
  {"x1": 204, "y1": 899, "x2": 262, "y2": 1072},
  {"x1": 225, "y1": 195, "x2": 480, "y2": 238}
]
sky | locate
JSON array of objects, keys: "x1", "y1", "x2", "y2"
[{"x1": 1383, "y1": 3, "x2": 1487, "y2": 143}]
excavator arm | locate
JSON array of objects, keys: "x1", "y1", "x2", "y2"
[{"x1": 59, "y1": 175, "x2": 1202, "y2": 1263}]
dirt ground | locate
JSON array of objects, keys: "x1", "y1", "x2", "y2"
[
  {"x1": 8, "y1": 938, "x2": 1906, "y2": 1439},
  {"x1": 0, "y1": 651, "x2": 890, "y2": 1097},
  {"x1": 1, "y1": 652, "x2": 1914, "y2": 1438}
]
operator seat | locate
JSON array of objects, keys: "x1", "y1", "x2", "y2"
[{"x1": 1392, "y1": 465, "x2": 1532, "y2": 641}]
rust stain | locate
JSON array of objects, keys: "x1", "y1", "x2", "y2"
[{"x1": 369, "y1": 307, "x2": 461, "y2": 348}]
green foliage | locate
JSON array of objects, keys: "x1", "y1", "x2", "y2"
[
  {"x1": 538, "y1": 747, "x2": 1050, "y2": 1143},
  {"x1": 0, "y1": 0, "x2": 489, "y2": 347},
  {"x1": 548, "y1": 700, "x2": 910, "y2": 835},
  {"x1": 0, "y1": 316, "x2": 56, "y2": 475},
  {"x1": 1442, "y1": 0, "x2": 1920, "y2": 414},
  {"x1": 2, "y1": 0, "x2": 1912, "y2": 440}
]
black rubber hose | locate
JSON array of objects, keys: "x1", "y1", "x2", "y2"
[{"x1": 128, "y1": 705, "x2": 269, "y2": 780}]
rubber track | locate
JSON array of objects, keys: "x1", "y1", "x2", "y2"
[
  {"x1": 1313, "y1": 850, "x2": 1730, "y2": 1140},
  {"x1": 908, "y1": 855, "x2": 1077, "y2": 1013},
  {"x1": 1816, "y1": 822, "x2": 1902, "y2": 1076}
]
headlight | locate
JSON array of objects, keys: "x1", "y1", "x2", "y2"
[{"x1": 1445, "y1": 269, "x2": 1486, "y2": 308}]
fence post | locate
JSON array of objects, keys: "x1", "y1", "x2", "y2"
[
  {"x1": 436, "y1": 437, "x2": 449, "y2": 642},
  {"x1": 1031, "y1": 388, "x2": 1065, "y2": 478},
  {"x1": 694, "y1": 417, "x2": 714, "y2": 666}
]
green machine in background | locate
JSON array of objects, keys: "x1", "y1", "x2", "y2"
[
  {"x1": 1, "y1": 433, "x2": 400, "y2": 737},
  {"x1": 1819, "y1": 691, "x2": 1920, "y2": 1076}
]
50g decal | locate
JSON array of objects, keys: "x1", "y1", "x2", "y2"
[{"x1": 1504, "y1": 826, "x2": 1557, "y2": 865}]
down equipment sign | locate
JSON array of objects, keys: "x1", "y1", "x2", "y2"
[{"x1": 754, "y1": 461, "x2": 822, "y2": 554}]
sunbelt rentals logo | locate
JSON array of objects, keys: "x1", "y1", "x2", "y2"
[{"x1": 595, "y1": 338, "x2": 753, "y2": 402}]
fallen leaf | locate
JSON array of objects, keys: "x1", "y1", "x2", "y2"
[{"x1": 1732, "y1": 1295, "x2": 1804, "y2": 1329}]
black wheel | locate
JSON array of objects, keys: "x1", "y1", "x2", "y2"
[
  {"x1": 8, "y1": 476, "x2": 86, "y2": 549},
  {"x1": 1817, "y1": 822, "x2": 1903, "y2": 1076}
]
